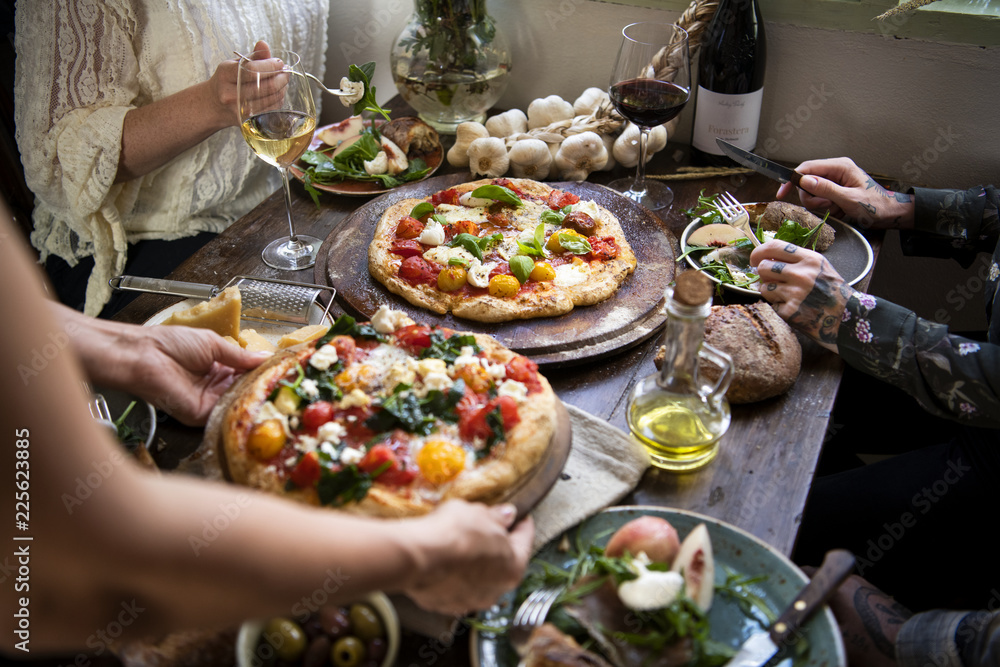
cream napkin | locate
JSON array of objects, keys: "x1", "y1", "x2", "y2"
[{"x1": 395, "y1": 403, "x2": 651, "y2": 636}]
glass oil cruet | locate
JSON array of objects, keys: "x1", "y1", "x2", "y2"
[{"x1": 627, "y1": 270, "x2": 733, "y2": 471}]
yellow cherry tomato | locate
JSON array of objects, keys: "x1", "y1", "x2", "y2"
[
  {"x1": 437, "y1": 265, "x2": 468, "y2": 292},
  {"x1": 545, "y1": 228, "x2": 586, "y2": 253},
  {"x1": 248, "y1": 419, "x2": 286, "y2": 460},
  {"x1": 417, "y1": 439, "x2": 467, "y2": 485},
  {"x1": 488, "y1": 274, "x2": 520, "y2": 298},
  {"x1": 455, "y1": 362, "x2": 492, "y2": 393},
  {"x1": 529, "y1": 261, "x2": 556, "y2": 282}
]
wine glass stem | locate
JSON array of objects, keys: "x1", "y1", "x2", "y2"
[
  {"x1": 632, "y1": 126, "x2": 651, "y2": 193},
  {"x1": 279, "y1": 166, "x2": 300, "y2": 246}
]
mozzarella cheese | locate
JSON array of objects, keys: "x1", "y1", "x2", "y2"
[
  {"x1": 434, "y1": 204, "x2": 487, "y2": 225},
  {"x1": 310, "y1": 344, "x2": 339, "y2": 371},
  {"x1": 340, "y1": 388, "x2": 371, "y2": 409},
  {"x1": 416, "y1": 358, "x2": 447, "y2": 376},
  {"x1": 458, "y1": 191, "x2": 493, "y2": 207},
  {"x1": 371, "y1": 305, "x2": 414, "y2": 334},
  {"x1": 417, "y1": 220, "x2": 446, "y2": 246},
  {"x1": 467, "y1": 260, "x2": 493, "y2": 288},
  {"x1": 317, "y1": 421, "x2": 348, "y2": 446},
  {"x1": 256, "y1": 401, "x2": 291, "y2": 436},
  {"x1": 339, "y1": 447, "x2": 364, "y2": 466},
  {"x1": 422, "y1": 371, "x2": 453, "y2": 393},
  {"x1": 572, "y1": 200, "x2": 605, "y2": 223},
  {"x1": 553, "y1": 262, "x2": 590, "y2": 287},
  {"x1": 497, "y1": 379, "x2": 528, "y2": 400},
  {"x1": 299, "y1": 378, "x2": 319, "y2": 400},
  {"x1": 423, "y1": 245, "x2": 477, "y2": 266}
]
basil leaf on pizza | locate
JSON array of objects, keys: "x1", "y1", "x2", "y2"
[
  {"x1": 509, "y1": 255, "x2": 533, "y2": 285},
  {"x1": 470, "y1": 184, "x2": 523, "y2": 207}
]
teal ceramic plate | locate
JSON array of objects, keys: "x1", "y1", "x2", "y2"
[{"x1": 471, "y1": 506, "x2": 845, "y2": 667}]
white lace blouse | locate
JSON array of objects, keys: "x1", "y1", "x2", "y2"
[{"x1": 14, "y1": 0, "x2": 330, "y2": 314}]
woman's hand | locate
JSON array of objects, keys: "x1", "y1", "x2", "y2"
[
  {"x1": 775, "y1": 157, "x2": 914, "y2": 230},
  {"x1": 750, "y1": 240, "x2": 855, "y2": 352},
  {"x1": 401, "y1": 501, "x2": 534, "y2": 616}
]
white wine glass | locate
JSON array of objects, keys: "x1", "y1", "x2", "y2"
[
  {"x1": 238, "y1": 50, "x2": 321, "y2": 270},
  {"x1": 608, "y1": 23, "x2": 691, "y2": 211}
]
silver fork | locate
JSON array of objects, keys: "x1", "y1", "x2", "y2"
[
  {"x1": 233, "y1": 52, "x2": 359, "y2": 98},
  {"x1": 508, "y1": 585, "x2": 563, "y2": 656},
  {"x1": 718, "y1": 191, "x2": 761, "y2": 247},
  {"x1": 88, "y1": 394, "x2": 119, "y2": 438}
]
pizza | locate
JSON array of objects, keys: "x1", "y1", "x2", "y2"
[
  {"x1": 216, "y1": 308, "x2": 559, "y2": 517},
  {"x1": 368, "y1": 177, "x2": 638, "y2": 322}
]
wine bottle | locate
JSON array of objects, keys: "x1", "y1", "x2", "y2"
[{"x1": 690, "y1": 0, "x2": 767, "y2": 166}]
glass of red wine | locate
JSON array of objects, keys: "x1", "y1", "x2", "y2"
[{"x1": 608, "y1": 22, "x2": 690, "y2": 210}]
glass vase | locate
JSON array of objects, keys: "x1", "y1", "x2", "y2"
[{"x1": 390, "y1": 0, "x2": 511, "y2": 134}]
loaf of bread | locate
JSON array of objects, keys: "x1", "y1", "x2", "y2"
[{"x1": 655, "y1": 303, "x2": 802, "y2": 404}]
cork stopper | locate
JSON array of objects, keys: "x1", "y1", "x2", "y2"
[{"x1": 673, "y1": 270, "x2": 714, "y2": 306}]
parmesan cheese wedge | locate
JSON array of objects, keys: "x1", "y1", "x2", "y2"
[
  {"x1": 277, "y1": 324, "x2": 330, "y2": 349},
  {"x1": 238, "y1": 328, "x2": 277, "y2": 353},
  {"x1": 162, "y1": 286, "x2": 242, "y2": 339}
]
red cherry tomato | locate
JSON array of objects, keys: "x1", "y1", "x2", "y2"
[
  {"x1": 289, "y1": 451, "x2": 322, "y2": 488},
  {"x1": 301, "y1": 401, "x2": 335, "y2": 433},
  {"x1": 395, "y1": 216, "x2": 425, "y2": 240},
  {"x1": 586, "y1": 236, "x2": 620, "y2": 262},
  {"x1": 398, "y1": 256, "x2": 439, "y2": 286},
  {"x1": 430, "y1": 188, "x2": 460, "y2": 206},
  {"x1": 359, "y1": 444, "x2": 417, "y2": 487},
  {"x1": 547, "y1": 189, "x2": 580, "y2": 210},
  {"x1": 394, "y1": 324, "x2": 433, "y2": 352},
  {"x1": 329, "y1": 335, "x2": 358, "y2": 365},
  {"x1": 451, "y1": 220, "x2": 479, "y2": 236},
  {"x1": 390, "y1": 239, "x2": 425, "y2": 258},
  {"x1": 504, "y1": 356, "x2": 542, "y2": 393},
  {"x1": 459, "y1": 396, "x2": 520, "y2": 442}
]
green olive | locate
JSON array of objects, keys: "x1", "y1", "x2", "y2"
[
  {"x1": 348, "y1": 603, "x2": 384, "y2": 642},
  {"x1": 262, "y1": 617, "x2": 307, "y2": 662},
  {"x1": 330, "y1": 635, "x2": 366, "y2": 667}
]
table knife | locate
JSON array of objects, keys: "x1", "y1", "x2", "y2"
[
  {"x1": 723, "y1": 549, "x2": 855, "y2": 667},
  {"x1": 715, "y1": 138, "x2": 810, "y2": 193}
]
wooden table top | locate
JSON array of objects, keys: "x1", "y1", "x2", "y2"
[{"x1": 111, "y1": 100, "x2": 881, "y2": 666}]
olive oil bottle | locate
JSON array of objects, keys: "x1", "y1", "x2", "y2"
[{"x1": 627, "y1": 271, "x2": 733, "y2": 471}]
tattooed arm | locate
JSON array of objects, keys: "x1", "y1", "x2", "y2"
[
  {"x1": 775, "y1": 157, "x2": 915, "y2": 230},
  {"x1": 750, "y1": 241, "x2": 855, "y2": 352}
]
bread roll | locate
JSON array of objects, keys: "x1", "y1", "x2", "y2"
[{"x1": 655, "y1": 303, "x2": 802, "y2": 403}]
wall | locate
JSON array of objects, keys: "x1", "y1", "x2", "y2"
[{"x1": 324, "y1": 0, "x2": 1000, "y2": 329}]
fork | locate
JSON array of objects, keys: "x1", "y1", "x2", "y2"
[
  {"x1": 88, "y1": 394, "x2": 119, "y2": 438},
  {"x1": 508, "y1": 585, "x2": 564, "y2": 656},
  {"x1": 233, "y1": 52, "x2": 359, "y2": 99},
  {"x1": 718, "y1": 191, "x2": 761, "y2": 247}
]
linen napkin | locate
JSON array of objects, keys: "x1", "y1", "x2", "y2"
[{"x1": 395, "y1": 402, "x2": 650, "y2": 637}]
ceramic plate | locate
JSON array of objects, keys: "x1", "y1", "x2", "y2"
[
  {"x1": 680, "y1": 203, "x2": 874, "y2": 297},
  {"x1": 471, "y1": 506, "x2": 845, "y2": 667},
  {"x1": 289, "y1": 120, "x2": 444, "y2": 196}
]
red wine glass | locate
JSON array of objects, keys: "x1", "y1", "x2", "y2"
[{"x1": 608, "y1": 22, "x2": 691, "y2": 211}]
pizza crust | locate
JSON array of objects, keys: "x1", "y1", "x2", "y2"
[{"x1": 368, "y1": 178, "x2": 637, "y2": 322}]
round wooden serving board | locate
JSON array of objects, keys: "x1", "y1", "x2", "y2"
[{"x1": 314, "y1": 174, "x2": 676, "y2": 367}]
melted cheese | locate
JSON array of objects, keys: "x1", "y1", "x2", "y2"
[
  {"x1": 423, "y1": 245, "x2": 477, "y2": 266},
  {"x1": 417, "y1": 220, "x2": 446, "y2": 246},
  {"x1": 553, "y1": 262, "x2": 591, "y2": 287}
]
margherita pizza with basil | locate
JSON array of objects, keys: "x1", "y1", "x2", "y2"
[
  {"x1": 218, "y1": 309, "x2": 558, "y2": 517},
  {"x1": 368, "y1": 178, "x2": 637, "y2": 322}
]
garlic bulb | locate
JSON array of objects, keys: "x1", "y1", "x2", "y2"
[
  {"x1": 508, "y1": 139, "x2": 552, "y2": 180},
  {"x1": 613, "y1": 123, "x2": 668, "y2": 168},
  {"x1": 573, "y1": 87, "x2": 610, "y2": 116},
  {"x1": 527, "y1": 95, "x2": 575, "y2": 130},
  {"x1": 446, "y1": 121, "x2": 489, "y2": 168},
  {"x1": 467, "y1": 137, "x2": 509, "y2": 178},
  {"x1": 599, "y1": 132, "x2": 617, "y2": 172},
  {"x1": 485, "y1": 109, "x2": 528, "y2": 138},
  {"x1": 554, "y1": 131, "x2": 607, "y2": 181}
]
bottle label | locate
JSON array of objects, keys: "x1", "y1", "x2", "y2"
[{"x1": 691, "y1": 86, "x2": 764, "y2": 155}]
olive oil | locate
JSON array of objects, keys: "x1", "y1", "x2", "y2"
[{"x1": 627, "y1": 271, "x2": 733, "y2": 472}]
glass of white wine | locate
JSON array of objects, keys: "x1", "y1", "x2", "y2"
[{"x1": 238, "y1": 50, "x2": 321, "y2": 270}]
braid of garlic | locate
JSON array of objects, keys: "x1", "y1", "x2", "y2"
[{"x1": 652, "y1": 0, "x2": 719, "y2": 81}]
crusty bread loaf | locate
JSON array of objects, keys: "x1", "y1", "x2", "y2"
[{"x1": 655, "y1": 303, "x2": 802, "y2": 404}]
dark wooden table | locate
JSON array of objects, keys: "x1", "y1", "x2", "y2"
[{"x1": 112, "y1": 100, "x2": 881, "y2": 666}]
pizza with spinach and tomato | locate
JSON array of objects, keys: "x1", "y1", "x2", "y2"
[
  {"x1": 218, "y1": 309, "x2": 558, "y2": 517},
  {"x1": 368, "y1": 177, "x2": 637, "y2": 322}
]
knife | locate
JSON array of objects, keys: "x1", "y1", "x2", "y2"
[
  {"x1": 723, "y1": 549, "x2": 855, "y2": 667},
  {"x1": 715, "y1": 138, "x2": 812, "y2": 195}
]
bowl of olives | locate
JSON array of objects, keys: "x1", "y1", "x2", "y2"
[{"x1": 236, "y1": 593, "x2": 399, "y2": 667}]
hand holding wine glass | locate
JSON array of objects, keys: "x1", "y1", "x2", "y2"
[
  {"x1": 237, "y1": 49, "x2": 321, "y2": 270},
  {"x1": 608, "y1": 22, "x2": 691, "y2": 211}
]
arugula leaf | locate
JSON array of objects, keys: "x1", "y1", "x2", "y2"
[
  {"x1": 683, "y1": 190, "x2": 725, "y2": 224},
  {"x1": 540, "y1": 205, "x2": 572, "y2": 225},
  {"x1": 410, "y1": 202, "x2": 435, "y2": 219},
  {"x1": 773, "y1": 215, "x2": 828, "y2": 250},
  {"x1": 509, "y1": 255, "x2": 533, "y2": 285},
  {"x1": 316, "y1": 314, "x2": 382, "y2": 348},
  {"x1": 317, "y1": 466, "x2": 374, "y2": 507},
  {"x1": 348, "y1": 62, "x2": 391, "y2": 121},
  {"x1": 419, "y1": 330, "x2": 480, "y2": 364},
  {"x1": 470, "y1": 184, "x2": 523, "y2": 207},
  {"x1": 476, "y1": 405, "x2": 506, "y2": 460}
]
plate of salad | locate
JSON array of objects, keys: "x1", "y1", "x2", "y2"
[
  {"x1": 470, "y1": 506, "x2": 845, "y2": 667},
  {"x1": 679, "y1": 195, "x2": 873, "y2": 297},
  {"x1": 291, "y1": 115, "x2": 444, "y2": 198}
]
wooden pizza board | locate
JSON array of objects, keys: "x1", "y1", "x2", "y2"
[{"x1": 314, "y1": 174, "x2": 676, "y2": 367}]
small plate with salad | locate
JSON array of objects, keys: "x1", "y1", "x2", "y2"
[
  {"x1": 679, "y1": 195, "x2": 873, "y2": 297},
  {"x1": 470, "y1": 506, "x2": 845, "y2": 667}
]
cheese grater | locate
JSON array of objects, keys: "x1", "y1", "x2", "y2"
[{"x1": 110, "y1": 275, "x2": 335, "y2": 326}]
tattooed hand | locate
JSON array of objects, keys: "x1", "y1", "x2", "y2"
[
  {"x1": 750, "y1": 241, "x2": 854, "y2": 353},
  {"x1": 775, "y1": 157, "x2": 915, "y2": 230},
  {"x1": 801, "y1": 570, "x2": 912, "y2": 667}
]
